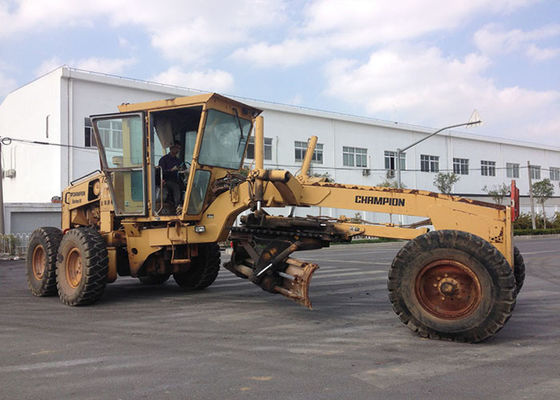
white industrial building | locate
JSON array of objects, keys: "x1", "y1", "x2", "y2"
[{"x1": 1, "y1": 66, "x2": 559, "y2": 233}]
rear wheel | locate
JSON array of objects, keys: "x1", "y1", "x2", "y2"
[
  {"x1": 174, "y1": 243, "x2": 220, "y2": 289},
  {"x1": 513, "y1": 246, "x2": 525, "y2": 296},
  {"x1": 388, "y1": 230, "x2": 516, "y2": 342},
  {"x1": 26, "y1": 227, "x2": 62, "y2": 296},
  {"x1": 56, "y1": 227, "x2": 108, "y2": 306}
]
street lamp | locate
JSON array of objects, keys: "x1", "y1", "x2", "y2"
[{"x1": 396, "y1": 111, "x2": 481, "y2": 189}]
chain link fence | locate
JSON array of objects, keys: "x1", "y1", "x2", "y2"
[{"x1": 0, "y1": 233, "x2": 30, "y2": 259}]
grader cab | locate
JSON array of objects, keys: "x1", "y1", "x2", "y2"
[{"x1": 27, "y1": 93, "x2": 524, "y2": 343}]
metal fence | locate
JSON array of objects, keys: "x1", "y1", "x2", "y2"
[{"x1": 0, "y1": 233, "x2": 30, "y2": 258}]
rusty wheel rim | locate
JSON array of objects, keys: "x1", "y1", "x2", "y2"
[
  {"x1": 65, "y1": 248, "x2": 83, "y2": 288},
  {"x1": 32, "y1": 245, "x2": 46, "y2": 280},
  {"x1": 415, "y1": 260, "x2": 482, "y2": 320}
]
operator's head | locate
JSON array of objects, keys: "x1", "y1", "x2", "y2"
[{"x1": 170, "y1": 141, "x2": 181, "y2": 156}]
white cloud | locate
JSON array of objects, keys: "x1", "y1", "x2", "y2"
[
  {"x1": 231, "y1": 38, "x2": 326, "y2": 67},
  {"x1": 118, "y1": 37, "x2": 130, "y2": 48},
  {"x1": 0, "y1": 0, "x2": 286, "y2": 65},
  {"x1": 474, "y1": 24, "x2": 560, "y2": 60},
  {"x1": 0, "y1": 69, "x2": 17, "y2": 100},
  {"x1": 233, "y1": 0, "x2": 533, "y2": 66},
  {"x1": 324, "y1": 46, "x2": 560, "y2": 146},
  {"x1": 152, "y1": 66, "x2": 234, "y2": 92},
  {"x1": 34, "y1": 56, "x2": 136, "y2": 77},
  {"x1": 526, "y1": 44, "x2": 560, "y2": 61},
  {"x1": 74, "y1": 57, "x2": 136, "y2": 74},
  {"x1": 34, "y1": 57, "x2": 64, "y2": 77}
]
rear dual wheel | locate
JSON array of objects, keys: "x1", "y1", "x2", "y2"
[
  {"x1": 26, "y1": 227, "x2": 63, "y2": 296},
  {"x1": 173, "y1": 243, "x2": 220, "y2": 289},
  {"x1": 388, "y1": 230, "x2": 516, "y2": 343}
]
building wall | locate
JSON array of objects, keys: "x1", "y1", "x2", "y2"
[
  {"x1": 254, "y1": 109, "x2": 560, "y2": 204},
  {"x1": 3, "y1": 203, "x2": 61, "y2": 234},
  {"x1": 1, "y1": 67, "x2": 559, "y2": 232},
  {"x1": 0, "y1": 69, "x2": 63, "y2": 202},
  {"x1": 64, "y1": 69, "x2": 198, "y2": 186}
]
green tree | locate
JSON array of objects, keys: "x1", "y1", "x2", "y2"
[
  {"x1": 378, "y1": 179, "x2": 398, "y2": 188},
  {"x1": 532, "y1": 179, "x2": 555, "y2": 228},
  {"x1": 482, "y1": 183, "x2": 510, "y2": 205},
  {"x1": 433, "y1": 172, "x2": 460, "y2": 195}
]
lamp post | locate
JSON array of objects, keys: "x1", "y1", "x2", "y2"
[
  {"x1": 396, "y1": 115, "x2": 481, "y2": 189},
  {"x1": 0, "y1": 139, "x2": 4, "y2": 234}
]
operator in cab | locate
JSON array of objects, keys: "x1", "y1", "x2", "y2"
[{"x1": 159, "y1": 141, "x2": 184, "y2": 210}]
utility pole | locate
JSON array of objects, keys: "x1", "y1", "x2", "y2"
[
  {"x1": 0, "y1": 140, "x2": 4, "y2": 234},
  {"x1": 527, "y1": 160, "x2": 536, "y2": 230}
]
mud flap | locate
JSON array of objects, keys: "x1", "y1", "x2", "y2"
[{"x1": 273, "y1": 258, "x2": 319, "y2": 309}]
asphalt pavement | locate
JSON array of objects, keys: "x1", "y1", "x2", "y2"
[{"x1": 0, "y1": 238, "x2": 559, "y2": 399}]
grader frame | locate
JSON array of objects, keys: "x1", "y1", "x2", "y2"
[{"x1": 26, "y1": 93, "x2": 523, "y2": 343}]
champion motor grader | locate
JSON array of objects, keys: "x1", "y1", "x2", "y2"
[{"x1": 27, "y1": 93, "x2": 525, "y2": 342}]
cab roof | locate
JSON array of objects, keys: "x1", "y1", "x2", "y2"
[{"x1": 117, "y1": 92, "x2": 262, "y2": 116}]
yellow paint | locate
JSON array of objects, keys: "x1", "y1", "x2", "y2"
[{"x1": 59, "y1": 92, "x2": 515, "y2": 286}]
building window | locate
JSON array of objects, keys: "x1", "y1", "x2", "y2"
[
  {"x1": 530, "y1": 165, "x2": 541, "y2": 180},
  {"x1": 481, "y1": 160, "x2": 496, "y2": 176},
  {"x1": 343, "y1": 146, "x2": 368, "y2": 167},
  {"x1": 420, "y1": 154, "x2": 439, "y2": 172},
  {"x1": 295, "y1": 140, "x2": 323, "y2": 164},
  {"x1": 84, "y1": 117, "x2": 96, "y2": 147},
  {"x1": 97, "y1": 119, "x2": 123, "y2": 150},
  {"x1": 453, "y1": 158, "x2": 469, "y2": 175},
  {"x1": 506, "y1": 163, "x2": 519, "y2": 178},
  {"x1": 246, "y1": 137, "x2": 272, "y2": 160},
  {"x1": 384, "y1": 151, "x2": 406, "y2": 171},
  {"x1": 550, "y1": 167, "x2": 560, "y2": 181}
]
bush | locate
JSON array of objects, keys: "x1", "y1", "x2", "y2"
[
  {"x1": 514, "y1": 228, "x2": 560, "y2": 236},
  {"x1": 1, "y1": 234, "x2": 19, "y2": 255},
  {"x1": 513, "y1": 212, "x2": 560, "y2": 230}
]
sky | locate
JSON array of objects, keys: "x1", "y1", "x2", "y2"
[{"x1": 0, "y1": 0, "x2": 559, "y2": 147}]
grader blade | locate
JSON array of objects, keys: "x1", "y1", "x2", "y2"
[{"x1": 272, "y1": 258, "x2": 319, "y2": 309}]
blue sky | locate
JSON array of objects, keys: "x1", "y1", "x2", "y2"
[{"x1": 0, "y1": 0, "x2": 559, "y2": 146}]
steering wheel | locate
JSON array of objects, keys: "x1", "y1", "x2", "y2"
[
  {"x1": 178, "y1": 161, "x2": 191, "y2": 185},
  {"x1": 178, "y1": 161, "x2": 191, "y2": 171}
]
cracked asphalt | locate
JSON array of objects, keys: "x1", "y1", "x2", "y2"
[{"x1": 1, "y1": 238, "x2": 559, "y2": 399}]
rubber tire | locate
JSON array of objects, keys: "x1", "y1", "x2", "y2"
[
  {"x1": 173, "y1": 243, "x2": 220, "y2": 290},
  {"x1": 138, "y1": 274, "x2": 170, "y2": 285},
  {"x1": 513, "y1": 246, "x2": 525, "y2": 296},
  {"x1": 56, "y1": 227, "x2": 108, "y2": 306},
  {"x1": 26, "y1": 227, "x2": 62, "y2": 296},
  {"x1": 388, "y1": 230, "x2": 516, "y2": 343}
]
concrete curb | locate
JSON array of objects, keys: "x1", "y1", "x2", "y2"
[{"x1": 514, "y1": 234, "x2": 560, "y2": 240}]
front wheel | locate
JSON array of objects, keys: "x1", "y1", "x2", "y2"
[
  {"x1": 388, "y1": 230, "x2": 516, "y2": 343},
  {"x1": 56, "y1": 228, "x2": 108, "y2": 306}
]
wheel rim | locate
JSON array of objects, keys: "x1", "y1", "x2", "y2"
[
  {"x1": 32, "y1": 245, "x2": 46, "y2": 280},
  {"x1": 415, "y1": 260, "x2": 482, "y2": 320},
  {"x1": 65, "y1": 248, "x2": 83, "y2": 288}
]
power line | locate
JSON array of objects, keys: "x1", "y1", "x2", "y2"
[
  {"x1": 2, "y1": 135, "x2": 558, "y2": 175},
  {"x1": 0, "y1": 136, "x2": 95, "y2": 151}
]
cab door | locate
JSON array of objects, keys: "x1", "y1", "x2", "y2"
[{"x1": 91, "y1": 112, "x2": 147, "y2": 216}]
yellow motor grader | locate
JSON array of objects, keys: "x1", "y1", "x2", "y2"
[{"x1": 26, "y1": 93, "x2": 525, "y2": 342}]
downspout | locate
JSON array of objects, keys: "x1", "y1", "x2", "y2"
[{"x1": 67, "y1": 72, "x2": 73, "y2": 186}]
